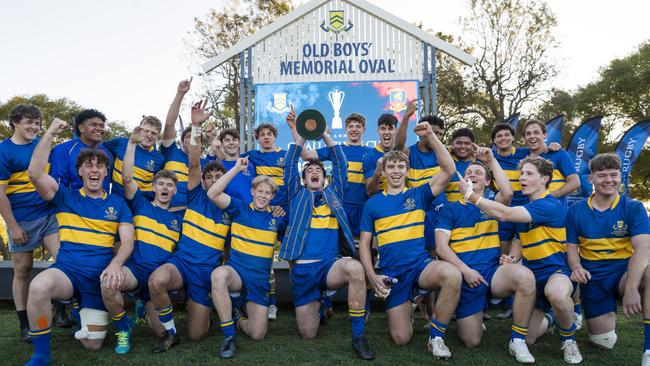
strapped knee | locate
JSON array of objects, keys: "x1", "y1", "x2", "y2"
[
  {"x1": 74, "y1": 308, "x2": 109, "y2": 340},
  {"x1": 589, "y1": 330, "x2": 617, "y2": 349}
]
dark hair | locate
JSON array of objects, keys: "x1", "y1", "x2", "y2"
[
  {"x1": 219, "y1": 128, "x2": 240, "y2": 142},
  {"x1": 9, "y1": 104, "x2": 42, "y2": 131},
  {"x1": 451, "y1": 128, "x2": 475, "y2": 143},
  {"x1": 490, "y1": 123, "x2": 515, "y2": 141},
  {"x1": 75, "y1": 148, "x2": 110, "y2": 177},
  {"x1": 254, "y1": 123, "x2": 278, "y2": 139},
  {"x1": 589, "y1": 153, "x2": 621, "y2": 173},
  {"x1": 301, "y1": 158, "x2": 326, "y2": 181},
  {"x1": 74, "y1": 109, "x2": 106, "y2": 136},
  {"x1": 153, "y1": 169, "x2": 178, "y2": 184},
  {"x1": 523, "y1": 119, "x2": 546, "y2": 134},
  {"x1": 518, "y1": 156, "x2": 554, "y2": 189},
  {"x1": 345, "y1": 113, "x2": 367, "y2": 128},
  {"x1": 377, "y1": 113, "x2": 397, "y2": 128},
  {"x1": 181, "y1": 126, "x2": 192, "y2": 141},
  {"x1": 419, "y1": 115, "x2": 445, "y2": 130},
  {"x1": 202, "y1": 160, "x2": 226, "y2": 180}
]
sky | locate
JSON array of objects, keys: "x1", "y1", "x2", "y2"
[{"x1": 0, "y1": 0, "x2": 648, "y2": 128}]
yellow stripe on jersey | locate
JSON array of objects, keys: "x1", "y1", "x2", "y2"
[
  {"x1": 182, "y1": 209, "x2": 229, "y2": 251},
  {"x1": 181, "y1": 223, "x2": 226, "y2": 251},
  {"x1": 578, "y1": 236, "x2": 633, "y2": 261},
  {"x1": 311, "y1": 204, "x2": 339, "y2": 229},
  {"x1": 520, "y1": 226, "x2": 566, "y2": 261},
  {"x1": 230, "y1": 222, "x2": 277, "y2": 258},
  {"x1": 5, "y1": 166, "x2": 49, "y2": 194},
  {"x1": 450, "y1": 220, "x2": 500, "y2": 254},
  {"x1": 163, "y1": 161, "x2": 188, "y2": 182},
  {"x1": 57, "y1": 212, "x2": 119, "y2": 236},
  {"x1": 58, "y1": 227, "x2": 115, "y2": 248},
  {"x1": 231, "y1": 238, "x2": 274, "y2": 258},
  {"x1": 375, "y1": 210, "x2": 425, "y2": 246},
  {"x1": 503, "y1": 169, "x2": 523, "y2": 191},
  {"x1": 256, "y1": 166, "x2": 284, "y2": 186},
  {"x1": 445, "y1": 181, "x2": 462, "y2": 202},
  {"x1": 377, "y1": 225, "x2": 425, "y2": 246},
  {"x1": 113, "y1": 158, "x2": 155, "y2": 191},
  {"x1": 133, "y1": 215, "x2": 179, "y2": 252},
  {"x1": 548, "y1": 170, "x2": 567, "y2": 192},
  {"x1": 375, "y1": 209, "x2": 425, "y2": 232},
  {"x1": 348, "y1": 161, "x2": 365, "y2": 183},
  {"x1": 407, "y1": 166, "x2": 441, "y2": 187}
]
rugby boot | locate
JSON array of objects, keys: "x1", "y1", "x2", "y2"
[
  {"x1": 561, "y1": 340, "x2": 583, "y2": 364},
  {"x1": 428, "y1": 336, "x2": 452, "y2": 359},
  {"x1": 509, "y1": 338, "x2": 535, "y2": 364},
  {"x1": 351, "y1": 335, "x2": 375, "y2": 360},
  {"x1": 151, "y1": 330, "x2": 180, "y2": 353},
  {"x1": 114, "y1": 329, "x2": 132, "y2": 354},
  {"x1": 218, "y1": 336, "x2": 237, "y2": 358}
]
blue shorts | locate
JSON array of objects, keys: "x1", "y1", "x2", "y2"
[
  {"x1": 581, "y1": 260, "x2": 628, "y2": 319},
  {"x1": 290, "y1": 259, "x2": 336, "y2": 307},
  {"x1": 228, "y1": 261, "x2": 271, "y2": 307},
  {"x1": 498, "y1": 221, "x2": 517, "y2": 242},
  {"x1": 125, "y1": 261, "x2": 154, "y2": 302},
  {"x1": 167, "y1": 254, "x2": 216, "y2": 308},
  {"x1": 51, "y1": 261, "x2": 106, "y2": 311},
  {"x1": 534, "y1": 268, "x2": 575, "y2": 312},
  {"x1": 8, "y1": 214, "x2": 58, "y2": 253},
  {"x1": 456, "y1": 265, "x2": 498, "y2": 319},
  {"x1": 344, "y1": 204, "x2": 362, "y2": 237},
  {"x1": 382, "y1": 256, "x2": 434, "y2": 310}
]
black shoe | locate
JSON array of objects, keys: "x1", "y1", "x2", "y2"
[
  {"x1": 151, "y1": 330, "x2": 180, "y2": 353},
  {"x1": 218, "y1": 336, "x2": 237, "y2": 359},
  {"x1": 496, "y1": 308, "x2": 513, "y2": 320},
  {"x1": 352, "y1": 335, "x2": 375, "y2": 361},
  {"x1": 53, "y1": 305, "x2": 74, "y2": 328},
  {"x1": 21, "y1": 327, "x2": 32, "y2": 343},
  {"x1": 483, "y1": 313, "x2": 492, "y2": 321}
]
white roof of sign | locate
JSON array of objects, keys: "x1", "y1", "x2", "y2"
[{"x1": 201, "y1": 0, "x2": 476, "y2": 73}]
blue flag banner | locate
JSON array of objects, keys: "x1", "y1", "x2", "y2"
[
  {"x1": 614, "y1": 120, "x2": 650, "y2": 195},
  {"x1": 544, "y1": 115, "x2": 564, "y2": 145},
  {"x1": 566, "y1": 116, "x2": 602, "y2": 205},
  {"x1": 505, "y1": 113, "x2": 520, "y2": 130}
]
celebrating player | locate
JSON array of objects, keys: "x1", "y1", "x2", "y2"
[{"x1": 363, "y1": 113, "x2": 398, "y2": 196}]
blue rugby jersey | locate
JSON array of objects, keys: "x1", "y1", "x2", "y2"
[
  {"x1": 317, "y1": 143, "x2": 372, "y2": 207},
  {"x1": 225, "y1": 198, "x2": 287, "y2": 273},
  {"x1": 407, "y1": 142, "x2": 440, "y2": 189},
  {"x1": 515, "y1": 192, "x2": 569, "y2": 278},
  {"x1": 0, "y1": 138, "x2": 53, "y2": 221},
  {"x1": 445, "y1": 158, "x2": 472, "y2": 203},
  {"x1": 245, "y1": 148, "x2": 287, "y2": 208},
  {"x1": 567, "y1": 194, "x2": 650, "y2": 271},
  {"x1": 299, "y1": 191, "x2": 340, "y2": 260},
  {"x1": 362, "y1": 145, "x2": 387, "y2": 193},
  {"x1": 49, "y1": 138, "x2": 114, "y2": 192},
  {"x1": 538, "y1": 149, "x2": 577, "y2": 205},
  {"x1": 103, "y1": 137, "x2": 164, "y2": 201},
  {"x1": 436, "y1": 201, "x2": 500, "y2": 270},
  {"x1": 160, "y1": 143, "x2": 212, "y2": 208},
  {"x1": 360, "y1": 184, "x2": 433, "y2": 268},
  {"x1": 493, "y1": 147, "x2": 530, "y2": 206},
  {"x1": 222, "y1": 159, "x2": 255, "y2": 204},
  {"x1": 126, "y1": 190, "x2": 181, "y2": 273},
  {"x1": 175, "y1": 185, "x2": 230, "y2": 267},
  {"x1": 52, "y1": 187, "x2": 132, "y2": 271}
]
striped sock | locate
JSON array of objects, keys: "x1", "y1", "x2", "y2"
[
  {"x1": 511, "y1": 323, "x2": 528, "y2": 340},
  {"x1": 429, "y1": 318, "x2": 448, "y2": 339},
  {"x1": 157, "y1": 305, "x2": 176, "y2": 334},
  {"x1": 558, "y1": 323, "x2": 577, "y2": 342},
  {"x1": 269, "y1": 288, "x2": 277, "y2": 306},
  {"x1": 29, "y1": 327, "x2": 52, "y2": 360},
  {"x1": 574, "y1": 302, "x2": 582, "y2": 315},
  {"x1": 349, "y1": 308, "x2": 366, "y2": 338},
  {"x1": 111, "y1": 309, "x2": 131, "y2": 332},
  {"x1": 644, "y1": 319, "x2": 650, "y2": 350},
  {"x1": 71, "y1": 301, "x2": 81, "y2": 325},
  {"x1": 220, "y1": 319, "x2": 236, "y2": 339}
]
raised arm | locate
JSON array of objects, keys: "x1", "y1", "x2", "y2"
[
  {"x1": 122, "y1": 127, "x2": 143, "y2": 200},
  {"x1": 188, "y1": 100, "x2": 212, "y2": 190},
  {"x1": 162, "y1": 77, "x2": 192, "y2": 147},
  {"x1": 28, "y1": 118, "x2": 66, "y2": 201},
  {"x1": 474, "y1": 145, "x2": 512, "y2": 205},
  {"x1": 326, "y1": 132, "x2": 348, "y2": 197},
  {"x1": 458, "y1": 175, "x2": 531, "y2": 223},
  {"x1": 413, "y1": 122, "x2": 453, "y2": 196},
  {"x1": 394, "y1": 100, "x2": 417, "y2": 154},
  {"x1": 207, "y1": 157, "x2": 249, "y2": 209}
]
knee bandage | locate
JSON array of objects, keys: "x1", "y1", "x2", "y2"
[
  {"x1": 74, "y1": 308, "x2": 109, "y2": 340},
  {"x1": 589, "y1": 330, "x2": 617, "y2": 349}
]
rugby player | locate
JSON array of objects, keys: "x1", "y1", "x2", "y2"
[
  {"x1": 215, "y1": 128, "x2": 256, "y2": 203},
  {"x1": 363, "y1": 113, "x2": 398, "y2": 196},
  {"x1": 445, "y1": 128, "x2": 477, "y2": 202}
]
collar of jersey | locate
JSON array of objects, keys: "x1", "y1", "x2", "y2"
[
  {"x1": 496, "y1": 146, "x2": 516, "y2": 157},
  {"x1": 587, "y1": 192, "x2": 620, "y2": 210},
  {"x1": 79, "y1": 188, "x2": 107, "y2": 199},
  {"x1": 249, "y1": 203, "x2": 272, "y2": 212},
  {"x1": 374, "y1": 145, "x2": 385, "y2": 153},
  {"x1": 382, "y1": 187, "x2": 408, "y2": 196},
  {"x1": 538, "y1": 190, "x2": 550, "y2": 199}
]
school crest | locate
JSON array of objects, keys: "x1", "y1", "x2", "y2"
[
  {"x1": 221, "y1": 212, "x2": 231, "y2": 225},
  {"x1": 618, "y1": 183, "x2": 626, "y2": 194},
  {"x1": 268, "y1": 93, "x2": 290, "y2": 114},
  {"x1": 268, "y1": 218, "x2": 277, "y2": 231},
  {"x1": 389, "y1": 89, "x2": 407, "y2": 113},
  {"x1": 611, "y1": 220, "x2": 628, "y2": 237},
  {"x1": 276, "y1": 157, "x2": 285, "y2": 167},
  {"x1": 105, "y1": 207, "x2": 118, "y2": 220},
  {"x1": 320, "y1": 10, "x2": 353, "y2": 33},
  {"x1": 403, "y1": 198, "x2": 416, "y2": 211},
  {"x1": 170, "y1": 219, "x2": 179, "y2": 232},
  {"x1": 145, "y1": 159, "x2": 156, "y2": 171}
]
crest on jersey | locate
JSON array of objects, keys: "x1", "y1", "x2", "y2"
[
  {"x1": 320, "y1": 10, "x2": 353, "y2": 33},
  {"x1": 105, "y1": 207, "x2": 118, "y2": 220},
  {"x1": 611, "y1": 220, "x2": 628, "y2": 236},
  {"x1": 269, "y1": 93, "x2": 290, "y2": 114},
  {"x1": 403, "y1": 198, "x2": 416, "y2": 211},
  {"x1": 268, "y1": 218, "x2": 277, "y2": 231},
  {"x1": 145, "y1": 160, "x2": 156, "y2": 171},
  {"x1": 221, "y1": 212, "x2": 231, "y2": 225},
  {"x1": 276, "y1": 157, "x2": 285, "y2": 167},
  {"x1": 170, "y1": 219, "x2": 179, "y2": 232},
  {"x1": 389, "y1": 89, "x2": 407, "y2": 113}
]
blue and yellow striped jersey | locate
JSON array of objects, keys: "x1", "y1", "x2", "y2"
[
  {"x1": 436, "y1": 201, "x2": 500, "y2": 270},
  {"x1": 445, "y1": 158, "x2": 472, "y2": 203},
  {"x1": 362, "y1": 145, "x2": 387, "y2": 193},
  {"x1": 360, "y1": 184, "x2": 433, "y2": 268},
  {"x1": 493, "y1": 147, "x2": 530, "y2": 206},
  {"x1": 160, "y1": 143, "x2": 212, "y2": 208},
  {"x1": 126, "y1": 190, "x2": 182, "y2": 273},
  {"x1": 103, "y1": 137, "x2": 164, "y2": 201},
  {"x1": 515, "y1": 192, "x2": 568, "y2": 278},
  {"x1": 407, "y1": 142, "x2": 440, "y2": 189},
  {"x1": 175, "y1": 185, "x2": 230, "y2": 267},
  {"x1": 300, "y1": 191, "x2": 340, "y2": 260},
  {"x1": 49, "y1": 138, "x2": 113, "y2": 192},
  {"x1": 567, "y1": 194, "x2": 650, "y2": 267},
  {"x1": 0, "y1": 138, "x2": 54, "y2": 221},
  {"x1": 246, "y1": 148, "x2": 287, "y2": 208},
  {"x1": 317, "y1": 143, "x2": 371, "y2": 207},
  {"x1": 225, "y1": 198, "x2": 287, "y2": 272},
  {"x1": 52, "y1": 187, "x2": 132, "y2": 270},
  {"x1": 538, "y1": 149, "x2": 577, "y2": 205}
]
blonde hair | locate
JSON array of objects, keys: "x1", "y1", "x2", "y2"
[{"x1": 252, "y1": 175, "x2": 277, "y2": 193}]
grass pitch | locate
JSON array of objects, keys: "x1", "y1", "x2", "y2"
[{"x1": 0, "y1": 302, "x2": 644, "y2": 365}]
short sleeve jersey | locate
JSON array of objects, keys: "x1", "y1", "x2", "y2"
[
  {"x1": 360, "y1": 184, "x2": 433, "y2": 268},
  {"x1": 362, "y1": 146, "x2": 387, "y2": 193},
  {"x1": 493, "y1": 147, "x2": 530, "y2": 206},
  {"x1": 445, "y1": 158, "x2": 473, "y2": 203},
  {"x1": 407, "y1": 142, "x2": 440, "y2": 189},
  {"x1": 317, "y1": 143, "x2": 372, "y2": 207},
  {"x1": 246, "y1": 148, "x2": 287, "y2": 208},
  {"x1": 49, "y1": 138, "x2": 114, "y2": 192},
  {"x1": 126, "y1": 190, "x2": 182, "y2": 272},
  {"x1": 222, "y1": 159, "x2": 256, "y2": 204},
  {"x1": 103, "y1": 137, "x2": 164, "y2": 200},
  {"x1": 0, "y1": 138, "x2": 54, "y2": 221},
  {"x1": 52, "y1": 187, "x2": 132, "y2": 272},
  {"x1": 224, "y1": 198, "x2": 287, "y2": 274},
  {"x1": 538, "y1": 149, "x2": 577, "y2": 205}
]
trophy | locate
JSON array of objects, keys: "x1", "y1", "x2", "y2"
[{"x1": 328, "y1": 89, "x2": 345, "y2": 129}]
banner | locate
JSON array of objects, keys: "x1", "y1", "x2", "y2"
[
  {"x1": 566, "y1": 116, "x2": 602, "y2": 204},
  {"x1": 505, "y1": 113, "x2": 520, "y2": 130},
  {"x1": 615, "y1": 120, "x2": 650, "y2": 195},
  {"x1": 544, "y1": 115, "x2": 564, "y2": 145}
]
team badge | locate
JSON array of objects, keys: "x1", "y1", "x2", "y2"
[
  {"x1": 320, "y1": 10, "x2": 353, "y2": 33},
  {"x1": 618, "y1": 183, "x2": 626, "y2": 194},
  {"x1": 269, "y1": 93, "x2": 290, "y2": 114},
  {"x1": 105, "y1": 207, "x2": 118, "y2": 220},
  {"x1": 221, "y1": 212, "x2": 231, "y2": 225},
  {"x1": 268, "y1": 218, "x2": 277, "y2": 231},
  {"x1": 145, "y1": 159, "x2": 156, "y2": 171},
  {"x1": 170, "y1": 219, "x2": 179, "y2": 232},
  {"x1": 403, "y1": 198, "x2": 416, "y2": 211},
  {"x1": 611, "y1": 220, "x2": 628, "y2": 237},
  {"x1": 389, "y1": 89, "x2": 407, "y2": 113},
  {"x1": 277, "y1": 157, "x2": 285, "y2": 167}
]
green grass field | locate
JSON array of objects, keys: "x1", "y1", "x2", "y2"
[{"x1": 0, "y1": 302, "x2": 645, "y2": 365}]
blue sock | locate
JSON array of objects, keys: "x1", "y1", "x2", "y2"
[
  {"x1": 220, "y1": 320, "x2": 236, "y2": 338},
  {"x1": 574, "y1": 302, "x2": 582, "y2": 315},
  {"x1": 111, "y1": 309, "x2": 131, "y2": 332},
  {"x1": 157, "y1": 305, "x2": 176, "y2": 334},
  {"x1": 322, "y1": 295, "x2": 332, "y2": 310},
  {"x1": 269, "y1": 289, "x2": 277, "y2": 307},
  {"x1": 644, "y1": 319, "x2": 650, "y2": 350},
  {"x1": 545, "y1": 310, "x2": 556, "y2": 328},
  {"x1": 349, "y1": 308, "x2": 365, "y2": 338},
  {"x1": 511, "y1": 323, "x2": 528, "y2": 341},
  {"x1": 429, "y1": 318, "x2": 448, "y2": 338},
  {"x1": 71, "y1": 304, "x2": 80, "y2": 324},
  {"x1": 135, "y1": 299, "x2": 146, "y2": 319},
  {"x1": 28, "y1": 327, "x2": 51, "y2": 364},
  {"x1": 558, "y1": 323, "x2": 577, "y2": 342}
]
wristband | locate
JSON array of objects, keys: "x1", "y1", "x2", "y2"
[
  {"x1": 474, "y1": 196, "x2": 483, "y2": 206},
  {"x1": 190, "y1": 126, "x2": 201, "y2": 146}
]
